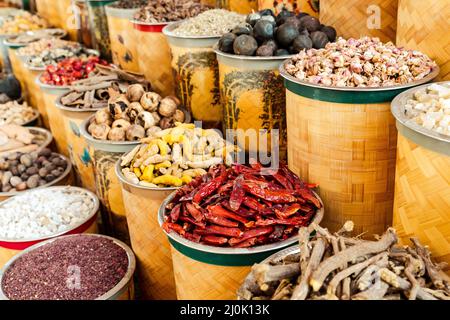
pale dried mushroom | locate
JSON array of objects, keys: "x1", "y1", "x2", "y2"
[
  {"x1": 159, "y1": 97, "x2": 178, "y2": 117},
  {"x1": 126, "y1": 84, "x2": 146, "y2": 102},
  {"x1": 108, "y1": 127, "x2": 126, "y2": 141},
  {"x1": 126, "y1": 125, "x2": 145, "y2": 141},
  {"x1": 140, "y1": 92, "x2": 161, "y2": 112}
]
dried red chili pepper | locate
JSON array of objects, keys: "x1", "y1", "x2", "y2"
[
  {"x1": 274, "y1": 203, "x2": 302, "y2": 219},
  {"x1": 203, "y1": 236, "x2": 229, "y2": 246},
  {"x1": 229, "y1": 175, "x2": 245, "y2": 211},
  {"x1": 179, "y1": 216, "x2": 206, "y2": 229},
  {"x1": 170, "y1": 203, "x2": 181, "y2": 222},
  {"x1": 185, "y1": 203, "x2": 204, "y2": 222},
  {"x1": 208, "y1": 204, "x2": 250, "y2": 226},
  {"x1": 243, "y1": 182, "x2": 297, "y2": 203},
  {"x1": 233, "y1": 237, "x2": 258, "y2": 248},
  {"x1": 192, "y1": 170, "x2": 227, "y2": 204},
  {"x1": 206, "y1": 225, "x2": 243, "y2": 238},
  {"x1": 229, "y1": 227, "x2": 274, "y2": 246},
  {"x1": 204, "y1": 212, "x2": 239, "y2": 228}
]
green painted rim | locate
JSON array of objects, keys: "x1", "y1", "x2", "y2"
[
  {"x1": 87, "y1": 0, "x2": 117, "y2": 7},
  {"x1": 168, "y1": 237, "x2": 296, "y2": 266}
]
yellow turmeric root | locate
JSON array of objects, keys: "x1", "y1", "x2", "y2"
[
  {"x1": 141, "y1": 165, "x2": 155, "y2": 182},
  {"x1": 152, "y1": 175, "x2": 183, "y2": 187}
]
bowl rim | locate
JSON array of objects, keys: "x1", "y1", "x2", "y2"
[
  {"x1": 279, "y1": 59, "x2": 440, "y2": 93},
  {"x1": 0, "y1": 185, "x2": 99, "y2": 243},
  {"x1": 162, "y1": 20, "x2": 224, "y2": 40},
  {"x1": 0, "y1": 233, "x2": 136, "y2": 300},
  {"x1": 213, "y1": 43, "x2": 294, "y2": 61},
  {"x1": 3, "y1": 28, "x2": 67, "y2": 47}
]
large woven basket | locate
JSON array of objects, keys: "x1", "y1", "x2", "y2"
[
  {"x1": 116, "y1": 161, "x2": 177, "y2": 300},
  {"x1": 320, "y1": 0, "x2": 398, "y2": 43},
  {"x1": 280, "y1": 61, "x2": 439, "y2": 236},
  {"x1": 391, "y1": 82, "x2": 450, "y2": 270},
  {"x1": 396, "y1": 0, "x2": 450, "y2": 81}
]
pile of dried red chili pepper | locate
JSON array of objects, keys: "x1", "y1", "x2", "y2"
[
  {"x1": 39, "y1": 56, "x2": 109, "y2": 86},
  {"x1": 162, "y1": 162, "x2": 322, "y2": 248}
]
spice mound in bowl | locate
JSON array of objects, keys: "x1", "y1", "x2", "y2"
[
  {"x1": 217, "y1": 8, "x2": 337, "y2": 57},
  {"x1": 0, "y1": 12, "x2": 48, "y2": 35},
  {"x1": 1, "y1": 235, "x2": 128, "y2": 300},
  {"x1": 120, "y1": 123, "x2": 237, "y2": 187},
  {"x1": 162, "y1": 162, "x2": 322, "y2": 248},
  {"x1": 7, "y1": 28, "x2": 66, "y2": 45},
  {"x1": 133, "y1": 0, "x2": 210, "y2": 23},
  {"x1": 17, "y1": 39, "x2": 80, "y2": 57},
  {"x1": 0, "y1": 100, "x2": 36, "y2": 126},
  {"x1": 0, "y1": 148, "x2": 69, "y2": 193},
  {"x1": 0, "y1": 187, "x2": 95, "y2": 240},
  {"x1": 110, "y1": 0, "x2": 147, "y2": 9},
  {"x1": 87, "y1": 85, "x2": 187, "y2": 142},
  {"x1": 172, "y1": 9, "x2": 245, "y2": 37},
  {"x1": 284, "y1": 37, "x2": 437, "y2": 87},
  {"x1": 403, "y1": 82, "x2": 450, "y2": 136}
]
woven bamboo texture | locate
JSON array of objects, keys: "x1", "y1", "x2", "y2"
[
  {"x1": 42, "y1": 91, "x2": 69, "y2": 157},
  {"x1": 320, "y1": 0, "x2": 398, "y2": 43},
  {"x1": 120, "y1": 185, "x2": 176, "y2": 300},
  {"x1": 0, "y1": 219, "x2": 98, "y2": 269},
  {"x1": 23, "y1": 69, "x2": 49, "y2": 128},
  {"x1": 135, "y1": 30, "x2": 175, "y2": 97},
  {"x1": 258, "y1": 0, "x2": 319, "y2": 16},
  {"x1": 171, "y1": 246, "x2": 251, "y2": 300},
  {"x1": 91, "y1": 150, "x2": 129, "y2": 243},
  {"x1": 107, "y1": 15, "x2": 139, "y2": 72},
  {"x1": 286, "y1": 91, "x2": 397, "y2": 236},
  {"x1": 60, "y1": 110, "x2": 97, "y2": 193},
  {"x1": 35, "y1": 0, "x2": 50, "y2": 23},
  {"x1": 393, "y1": 134, "x2": 450, "y2": 269},
  {"x1": 217, "y1": 0, "x2": 258, "y2": 14},
  {"x1": 396, "y1": 0, "x2": 450, "y2": 81},
  {"x1": 58, "y1": 0, "x2": 78, "y2": 41}
]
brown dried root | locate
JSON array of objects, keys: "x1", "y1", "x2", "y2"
[
  {"x1": 310, "y1": 228, "x2": 397, "y2": 292},
  {"x1": 351, "y1": 277, "x2": 390, "y2": 300},
  {"x1": 290, "y1": 237, "x2": 327, "y2": 300},
  {"x1": 379, "y1": 268, "x2": 437, "y2": 300},
  {"x1": 252, "y1": 263, "x2": 299, "y2": 288}
]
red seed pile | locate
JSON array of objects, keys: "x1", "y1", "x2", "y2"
[
  {"x1": 163, "y1": 163, "x2": 322, "y2": 248},
  {"x1": 1, "y1": 235, "x2": 129, "y2": 300}
]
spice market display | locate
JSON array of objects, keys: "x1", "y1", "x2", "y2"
[{"x1": 0, "y1": 0, "x2": 448, "y2": 304}]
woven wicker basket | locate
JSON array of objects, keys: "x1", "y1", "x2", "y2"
[
  {"x1": 22, "y1": 67, "x2": 48, "y2": 128},
  {"x1": 80, "y1": 116, "x2": 136, "y2": 244},
  {"x1": 105, "y1": 6, "x2": 140, "y2": 72},
  {"x1": 36, "y1": 78, "x2": 70, "y2": 157},
  {"x1": 58, "y1": 0, "x2": 78, "y2": 41},
  {"x1": 258, "y1": 0, "x2": 320, "y2": 17},
  {"x1": 391, "y1": 82, "x2": 450, "y2": 270},
  {"x1": 396, "y1": 0, "x2": 450, "y2": 81},
  {"x1": 217, "y1": 0, "x2": 258, "y2": 14},
  {"x1": 280, "y1": 62, "x2": 439, "y2": 236},
  {"x1": 164, "y1": 23, "x2": 222, "y2": 129},
  {"x1": 116, "y1": 162, "x2": 177, "y2": 300},
  {"x1": 320, "y1": 0, "x2": 398, "y2": 43},
  {"x1": 132, "y1": 21, "x2": 175, "y2": 97}
]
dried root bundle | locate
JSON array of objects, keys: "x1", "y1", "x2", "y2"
[{"x1": 238, "y1": 222, "x2": 450, "y2": 300}]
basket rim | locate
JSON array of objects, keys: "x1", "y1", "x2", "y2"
[
  {"x1": 0, "y1": 186, "x2": 99, "y2": 243},
  {"x1": 213, "y1": 43, "x2": 293, "y2": 61},
  {"x1": 0, "y1": 233, "x2": 136, "y2": 301}
]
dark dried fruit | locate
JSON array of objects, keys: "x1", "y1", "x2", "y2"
[
  {"x1": 276, "y1": 8, "x2": 295, "y2": 26},
  {"x1": 276, "y1": 24, "x2": 299, "y2": 48},
  {"x1": 264, "y1": 39, "x2": 278, "y2": 51},
  {"x1": 232, "y1": 25, "x2": 252, "y2": 36},
  {"x1": 284, "y1": 16, "x2": 301, "y2": 29},
  {"x1": 256, "y1": 45, "x2": 274, "y2": 57},
  {"x1": 246, "y1": 12, "x2": 261, "y2": 26},
  {"x1": 299, "y1": 16, "x2": 320, "y2": 32},
  {"x1": 253, "y1": 20, "x2": 274, "y2": 42},
  {"x1": 259, "y1": 9, "x2": 275, "y2": 17},
  {"x1": 233, "y1": 35, "x2": 258, "y2": 56},
  {"x1": 321, "y1": 25, "x2": 337, "y2": 42},
  {"x1": 292, "y1": 34, "x2": 313, "y2": 52},
  {"x1": 275, "y1": 48, "x2": 290, "y2": 56},
  {"x1": 218, "y1": 32, "x2": 237, "y2": 53},
  {"x1": 310, "y1": 31, "x2": 329, "y2": 49}
]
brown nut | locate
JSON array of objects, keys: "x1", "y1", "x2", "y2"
[
  {"x1": 126, "y1": 124, "x2": 145, "y2": 141},
  {"x1": 126, "y1": 102, "x2": 144, "y2": 121},
  {"x1": 159, "y1": 117, "x2": 174, "y2": 130},
  {"x1": 158, "y1": 97, "x2": 177, "y2": 117},
  {"x1": 108, "y1": 95, "x2": 130, "y2": 120},
  {"x1": 112, "y1": 119, "x2": 131, "y2": 130},
  {"x1": 126, "y1": 84, "x2": 145, "y2": 102},
  {"x1": 135, "y1": 111, "x2": 155, "y2": 129},
  {"x1": 173, "y1": 109, "x2": 185, "y2": 123},
  {"x1": 107, "y1": 127, "x2": 126, "y2": 141},
  {"x1": 94, "y1": 108, "x2": 113, "y2": 126},
  {"x1": 140, "y1": 92, "x2": 161, "y2": 112}
]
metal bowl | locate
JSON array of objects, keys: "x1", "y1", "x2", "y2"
[{"x1": 391, "y1": 81, "x2": 450, "y2": 157}]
